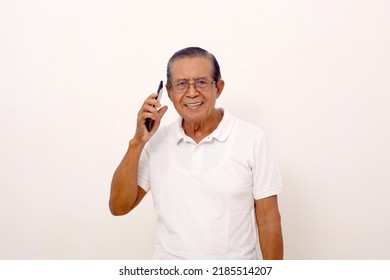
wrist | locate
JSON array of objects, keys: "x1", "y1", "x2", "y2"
[{"x1": 129, "y1": 138, "x2": 146, "y2": 150}]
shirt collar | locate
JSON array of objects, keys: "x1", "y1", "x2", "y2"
[{"x1": 172, "y1": 109, "x2": 235, "y2": 144}]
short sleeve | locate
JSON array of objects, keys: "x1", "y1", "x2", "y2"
[{"x1": 252, "y1": 134, "x2": 283, "y2": 200}]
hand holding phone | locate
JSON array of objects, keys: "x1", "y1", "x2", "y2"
[{"x1": 145, "y1": 81, "x2": 163, "y2": 132}]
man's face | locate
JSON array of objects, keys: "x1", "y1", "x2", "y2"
[{"x1": 167, "y1": 57, "x2": 224, "y2": 124}]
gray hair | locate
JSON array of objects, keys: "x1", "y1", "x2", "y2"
[{"x1": 166, "y1": 47, "x2": 221, "y2": 86}]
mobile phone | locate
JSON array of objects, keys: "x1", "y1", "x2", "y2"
[{"x1": 145, "y1": 80, "x2": 163, "y2": 132}]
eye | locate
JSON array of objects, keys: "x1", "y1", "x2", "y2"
[
  {"x1": 175, "y1": 81, "x2": 188, "y2": 88},
  {"x1": 196, "y1": 79, "x2": 208, "y2": 87}
]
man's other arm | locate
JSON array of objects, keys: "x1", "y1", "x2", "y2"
[{"x1": 255, "y1": 195, "x2": 283, "y2": 259}]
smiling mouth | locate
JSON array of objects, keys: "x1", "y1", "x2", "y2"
[{"x1": 184, "y1": 102, "x2": 203, "y2": 108}]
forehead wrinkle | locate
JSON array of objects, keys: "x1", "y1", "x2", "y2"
[{"x1": 171, "y1": 58, "x2": 213, "y2": 82}]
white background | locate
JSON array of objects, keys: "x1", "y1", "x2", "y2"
[{"x1": 1, "y1": 0, "x2": 389, "y2": 259}]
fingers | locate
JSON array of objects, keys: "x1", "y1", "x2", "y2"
[
  {"x1": 145, "y1": 92, "x2": 161, "y2": 108},
  {"x1": 133, "y1": 91, "x2": 167, "y2": 143},
  {"x1": 139, "y1": 93, "x2": 161, "y2": 121},
  {"x1": 149, "y1": 106, "x2": 168, "y2": 133},
  {"x1": 136, "y1": 92, "x2": 167, "y2": 132}
]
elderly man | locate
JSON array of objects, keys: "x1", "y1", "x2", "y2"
[{"x1": 109, "y1": 47, "x2": 283, "y2": 260}]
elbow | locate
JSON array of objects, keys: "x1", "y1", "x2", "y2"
[
  {"x1": 110, "y1": 207, "x2": 130, "y2": 216},
  {"x1": 110, "y1": 209, "x2": 125, "y2": 216},
  {"x1": 109, "y1": 201, "x2": 131, "y2": 216}
]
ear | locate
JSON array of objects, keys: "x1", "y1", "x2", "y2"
[
  {"x1": 215, "y1": 80, "x2": 225, "y2": 99},
  {"x1": 166, "y1": 83, "x2": 173, "y2": 101}
]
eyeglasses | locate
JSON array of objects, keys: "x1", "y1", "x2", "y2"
[{"x1": 170, "y1": 79, "x2": 216, "y2": 94}]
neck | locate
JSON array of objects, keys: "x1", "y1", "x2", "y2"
[{"x1": 182, "y1": 109, "x2": 223, "y2": 143}]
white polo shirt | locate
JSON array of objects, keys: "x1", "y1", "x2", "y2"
[{"x1": 138, "y1": 110, "x2": 282, "y2": 259}]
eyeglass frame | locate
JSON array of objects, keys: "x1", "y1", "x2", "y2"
[{"x1": 168, "y1": 78, "x2": 217, "y2": 94}]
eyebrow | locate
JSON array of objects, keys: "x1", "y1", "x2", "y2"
[{"x1": 174, "y1": 77, "x2": 209, "y2": 82}]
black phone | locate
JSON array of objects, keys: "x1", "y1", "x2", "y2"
[{"x1": 145, "y1": 80, "x2": 163, "y2": 132}]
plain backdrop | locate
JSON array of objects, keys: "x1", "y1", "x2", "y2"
[{"x1": 1, "y1": 0, "x2": 389, "y2": 259}]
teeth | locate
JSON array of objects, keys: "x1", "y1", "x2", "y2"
[{"x1": 186, "y1": 102, "x2": 202, "y2": 107}]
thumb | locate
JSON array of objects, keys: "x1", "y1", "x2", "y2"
[
  {"x1": 150, "y1": 106, "x2": 168, "y2": 133},
  {"x1": 157, "y1": 105, "x2": 168, "y2": 119}
]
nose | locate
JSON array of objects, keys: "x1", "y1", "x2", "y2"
[{"x1": 185, "y1": 82, "x2": 199, "y2": 97}]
